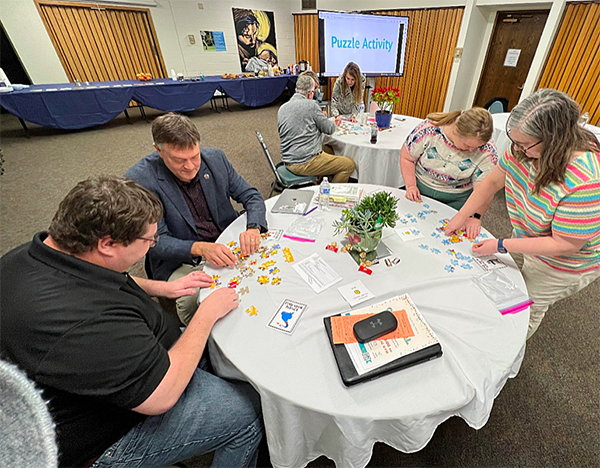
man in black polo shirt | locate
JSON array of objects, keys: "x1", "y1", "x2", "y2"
[{"x1": 0, "y1": 176, "x2": 263, "y2": 468}]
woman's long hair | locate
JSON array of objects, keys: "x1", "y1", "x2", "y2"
[
  {"x1": 427, "y1": 107, "x2": 493, "y2": 143},
  {"x1": 340, "y1": 62, "x2": 363, "y2": 104},
  {"x1": 508, "y1": 88, "x2": 599, "y2": 193}
]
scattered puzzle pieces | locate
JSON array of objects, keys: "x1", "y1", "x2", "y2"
[
  {"x1": 283, "y1": 247, "x2": 294, "y2": 262},
  {"x1": 245, "y1": 306, "x2": 258, "y2": 316},
  {"x1": 257, "y1": 275, "x2": 269, "y2": 284},
  {"x1": 271, "y1": 277, "x2": 281, "y2": 285}
]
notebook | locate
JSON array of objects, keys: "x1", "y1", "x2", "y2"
[
  {"x1": 271, "y1": 189, "x2": 314, "y2": 214},
  {"x1": 323, "y1": 294, "x2": 442, "y2": 386}
]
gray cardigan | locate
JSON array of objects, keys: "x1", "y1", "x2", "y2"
[
  {"x1": 331, "y1": 75, "x2": 366, "y2": 117},
  {"x1": 277, "y1": 94, "x2": 336, "y2": 165}
]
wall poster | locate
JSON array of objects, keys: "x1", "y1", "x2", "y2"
[{"x1": 232, "y1": 8, "x2": 278, "y2": 72}]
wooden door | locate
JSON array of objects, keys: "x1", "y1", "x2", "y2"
[
  {"x1": 35, "y1": 0, "x2": 167, "y2": 82},
  {"x1": 474, "y1": 11, "x2": 549, "y2": 111}
]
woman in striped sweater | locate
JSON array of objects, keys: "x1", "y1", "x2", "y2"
[{"x1": 446, "y1": 89, "x2": 600, "y2": 339}]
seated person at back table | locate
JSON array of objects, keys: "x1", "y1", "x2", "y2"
[
  {"x1": 330, "y1": 61, "x2": 366, "y2": 122},
  {"x1": 278, "y1": 75, "x2": 355, "y2": 183},
  {"x1": 300, "y1": 70, "x2": 324, "y2": 106},
  {"x1": 400, "y1": 107, "x2": 499, "y2": 238},
  {"x1": 125, "y1": 113, "x2": 267, "y2": 325},
  {"x1": 0, "y1": 176, "x2": 263, "y2": 468}
]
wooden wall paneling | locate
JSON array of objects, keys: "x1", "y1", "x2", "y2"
[
  {"x1": 111, "y1": 11, "x2": 137, "y2": 77},
  {"x1": 427, "y1": 9, "x2": 445, "y2": 112},
  {"x1": 539, "y1": 5, "x2": 575, "y2": 88},
  {"x1": 63, "y1": 8, "x2": 94, "y2": 80},
  {"x1": 405, "y1": 10, "x2": 421, "y2": 116},
  {"x1": 552, "y1": 6, "x2": 587, "y2": 90},
  {"x1": 144, "y1": 12, "x2": 167, "y2": 78},
  {"x1": 569, "y1": 9, "x2": 600, "y2": 101},
  {"x1": 579, "y1": 45, "x2": 600, "y2": 116},
  {"x1": 133, "y1": 12, "x2": 157, "y2": 77},
  {"x1": 49, "y1": 7, "x2": 81, "y2": 80},
  {"x1": 558, "y1": 4, "x2": 593, "y2": 94},
  {"x1": 99, "y1": 12, "x2": 127, "y2": 79},
  {"x1": 127, "y1": 13, "x2": 147, "y2": 76},
  {"x1": 115, "y1": 12, "x2": 139, "y2": 77},
  {"x1": 82, "y1": 8, "x2": 108, "y2": 80},
  {"x1": 538, "y1": 2, "x2": 600, "y2": 125},
  {"x1": 87, "y1": 9, "x2": 117, "y2": 80},
  {"x1": 36, "y1": 5, "x2": 75, "y2": 81},
  {"x1": 55, "y1": 7, "x2": 83, "y2": 80},
  {"x1": 433, "y1": 9, "x2": 453, "y2": 112},
  {"x1": 132, "y1": 14, "x2": 156, "y2": 77},
  {"x1": 418, "y1": 10, "x2": 440, "y2": 115},
  {"x1": 80, "y1": 8, "x2": 106, "y2": 81},
  {"x1": 441, "y1": 9, "x2": 461, "y2": 110}
]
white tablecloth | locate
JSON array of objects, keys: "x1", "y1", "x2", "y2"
[
  {"x1": 202, "y1": 185, "x2": 529, "y2": 468},
  {"x1": 323, "y1": 115, "x2": 424, "y2": 188},
  {"x1": 492, "y1": 113, "x2": 511, "y2": 157}
]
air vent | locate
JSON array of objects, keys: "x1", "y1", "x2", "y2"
[{"x1": 302, "y1": 0, "x2": 317, "y2": 10}]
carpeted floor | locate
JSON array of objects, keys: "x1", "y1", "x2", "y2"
[{"x1": 1, "y1": 98, "x2": 598, "y2": 468}]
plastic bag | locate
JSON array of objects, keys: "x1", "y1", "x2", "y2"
[
  {"x1": 472, "y1": 270, "x2": 533, "y2": 315},
  {"x1": 283, "y1": 216, "x2": 325, "y2": 243}
]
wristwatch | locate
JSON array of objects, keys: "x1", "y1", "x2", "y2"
[
  {"x1": 247, "y1": 223, "x2": 261, "y2": 230},
  {"x1": 472, "y1": 212, "x2": 482, "y2": 220},
  {"x1": 497, "y1": 238, "x2": 508, "y2": 254}
]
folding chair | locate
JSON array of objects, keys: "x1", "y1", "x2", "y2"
[{"x1": 255, "y1": 131, "x2": 318, "y2": 197}]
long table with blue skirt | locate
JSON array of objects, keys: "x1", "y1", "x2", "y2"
[{"x1": 0, "y1": 75, "x2": 298, "y2": 130}]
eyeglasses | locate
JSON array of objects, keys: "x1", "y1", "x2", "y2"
[
  {"x1": 506, "y1": 125, "x2": 542, "y2": 156},
  {"x1": 138, "y1": 233, "x2": 160, "y2": 247}
]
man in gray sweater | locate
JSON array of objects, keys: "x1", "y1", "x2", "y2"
[{"x1": 278, "y1": 75, "x2": 355, "y2": 183}]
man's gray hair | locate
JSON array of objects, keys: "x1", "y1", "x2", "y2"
[{"x1": 295, "y1": 75, "x2": 315, "y2": 96}]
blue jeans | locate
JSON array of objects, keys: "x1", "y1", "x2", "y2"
[{"x1": 91, "y1": 368, "x2": 263, "y2": 468}]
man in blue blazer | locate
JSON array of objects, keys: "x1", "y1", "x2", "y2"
[{"x1": 126, "y1": 113, "x2": 267, "y2": 324}]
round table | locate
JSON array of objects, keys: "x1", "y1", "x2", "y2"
[
  {"x1": 323, "y1": 115, "x2": 423, "y2": 188},
  {"x1": 202, "y1": 185, "x2": 529, "y2": 468}
]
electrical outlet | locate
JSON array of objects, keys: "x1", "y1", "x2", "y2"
[
  {"x1": 197, "y1": 3, "x2": 204, "y2": 9},
  {"x1": 188, "y1": 34, "x2": 196, "y2": 45}
]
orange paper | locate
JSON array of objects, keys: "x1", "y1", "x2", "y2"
[{"x1": 331, "y1": 309, "x2": 414, "y2": 344}]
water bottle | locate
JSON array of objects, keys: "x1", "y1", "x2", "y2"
[
  {"x1": 318, "y1": 177, "x2": 331, "y2": 211},
  {"x1": 358, "y1": 103, "x2": 365, "y2": 126}
]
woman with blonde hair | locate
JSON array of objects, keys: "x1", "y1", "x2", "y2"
[
  {"x1": 446, "y1": 89, "x2": 600, "y2": 339},
  {"x1": 400, "y1": 107, "x2": 498, "y2": 237},
  {"x1": 331, "y1": 62, "x2": 366, "y2": 121}
]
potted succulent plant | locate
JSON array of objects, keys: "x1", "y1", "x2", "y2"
[
  {"x1": 371, "y1": 86, "x2": 401, "y2": 129},
  {"x1": 333, "y1": 191, "x2": 399, "y2": 264}
]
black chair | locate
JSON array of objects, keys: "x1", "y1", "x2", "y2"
[
  {"x1": 255, "y1": 130, "x2": 318, "y2": 197},
  {"x1": 483, "y1": 97, "x2": 509, "y2": 114}
]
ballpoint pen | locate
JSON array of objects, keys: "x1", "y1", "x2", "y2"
[{"x1": 304, "y1": 206, "x2": 318, "y2": 216}]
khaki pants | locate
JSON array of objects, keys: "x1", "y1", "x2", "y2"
[
  {"x1": 286, "y1": 151, "x2": 355, "y2": 183},
  {"x1": 521, "y1": 254, "x2": 600, "y2": 339},
  {"x1": 168, "y1": 262, "x2": 205, "y2": 326}
]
